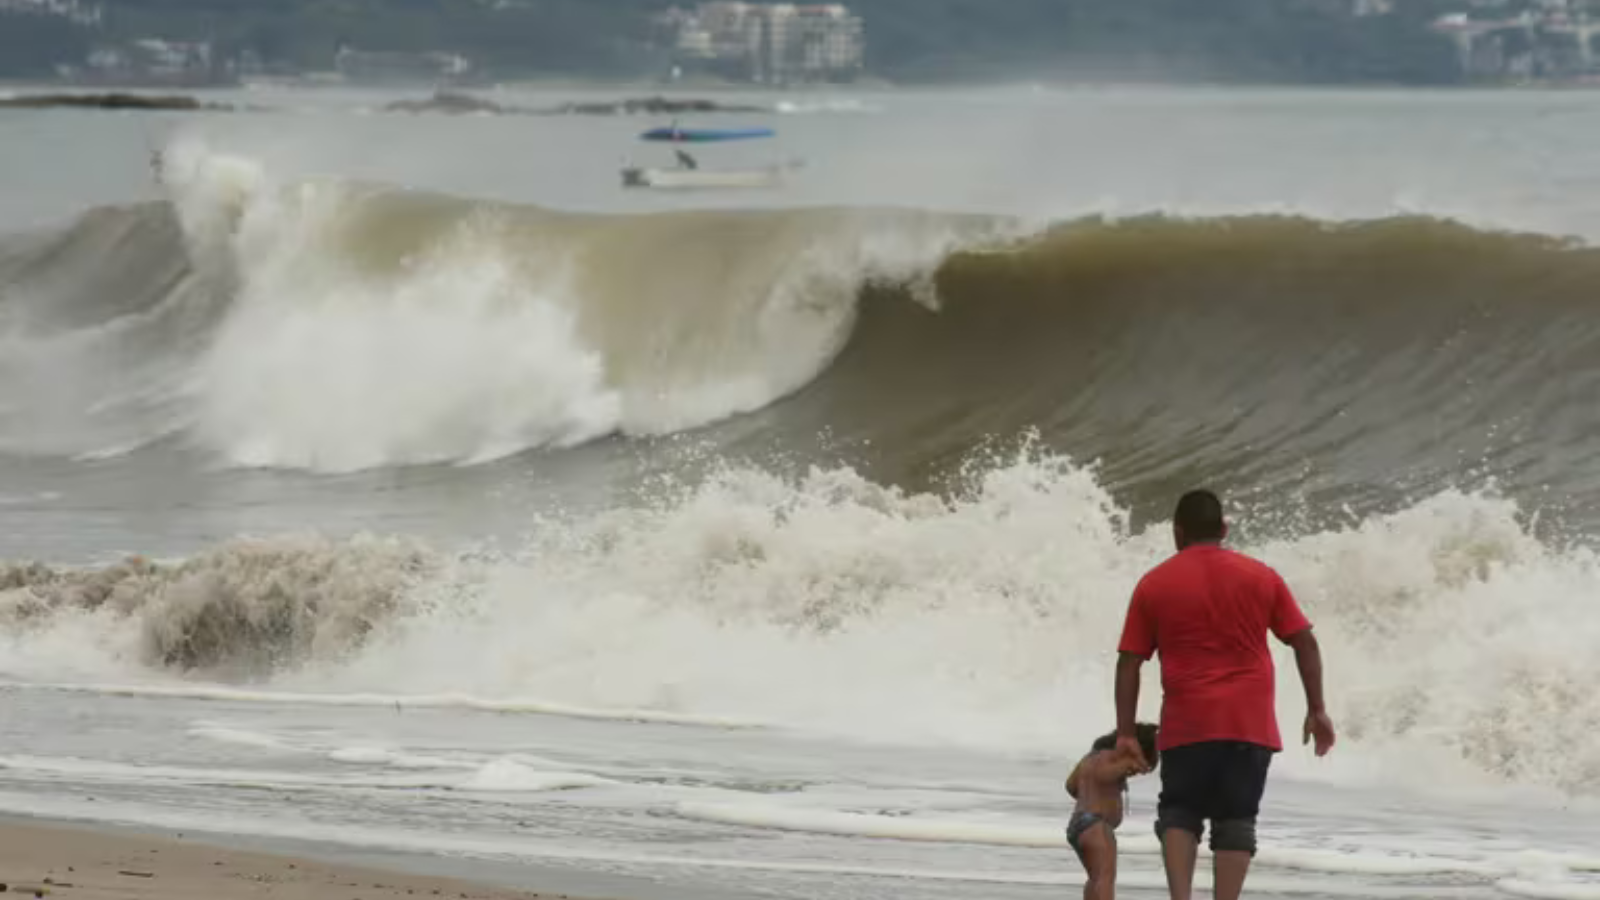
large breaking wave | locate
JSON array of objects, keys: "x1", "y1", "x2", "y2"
[
  {"x1": 4, "y1": 141, "x2": 1599, "y2": 511},
  {"x1": 1, "y1": 142, "x2": 986, "y2": 471}
]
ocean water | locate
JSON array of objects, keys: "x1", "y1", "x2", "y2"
[{"x1": 2, "y1": 85, "x2": 1599, "y2": 899}]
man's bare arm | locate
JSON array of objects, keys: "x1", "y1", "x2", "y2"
[
  {"x1": 1115, "y1": 652, "x2": 1144, "y2": 736},
  {"x1": 1113, "y1": 652, "x2": 1149, "y2": 769},
  {"x1": 1287, "y1": 629, "x2": 1325, "y2": 712},
  {"x1": 1288, "y1": 629, "x2": 1336, "y2": 755}
]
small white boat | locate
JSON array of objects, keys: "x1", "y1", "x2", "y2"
[
  {"x1": 620, "y1": 122, "x2": 796, "y2": 191},
  {"x1": 621, "y1": 164, "x2": 787, "y2": 190}
]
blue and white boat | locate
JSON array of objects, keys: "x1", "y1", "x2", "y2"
[{"x1": 621, "y1": 123, "x2": 796, "y2": 190}]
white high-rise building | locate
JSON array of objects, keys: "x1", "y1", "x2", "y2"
[{"x1": 657, "y1": 2, "x2": 865, "y2": 82}]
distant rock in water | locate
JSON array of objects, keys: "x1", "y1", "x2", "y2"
[
  {"x1": 543, "y1": 95, "x2": 766, "y2": 116},
  {"x1": 0, "y1": 93, "x2": 233, "y2": 111},
  {"x1": 383, "y1": 91, "x2": 512, "y2": 115}
]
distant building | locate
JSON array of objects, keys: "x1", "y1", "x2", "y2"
[
  {"x1": 654, "y1": 2, "x2": 865, "y2": 84},
  {"x1": 75, "y1": 38, "x2": 235, "y2": 87},
  {"x1": 1431, "y1": 5, "x2": 1600, "y2": 79},
  {"x1": 0, "y1": 0, "x2": 101, "y2": 26},
  {"x1": 333, "y1": 45, "x2": 474, "y2": 85}
]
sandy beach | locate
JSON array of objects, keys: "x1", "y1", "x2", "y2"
[{"x1": 0, "y1": 819, "x2": 586, "y2": 900}]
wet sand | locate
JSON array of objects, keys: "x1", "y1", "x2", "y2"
[{"x1": 0, "y1": 819, "x2": 592, "y2": 900}]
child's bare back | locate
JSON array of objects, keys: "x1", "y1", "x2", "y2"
[
  {"x1": 1064, "y1": 724, "x2": 1159, "y2": 900},
  {"x1": 1068, "y1": 747, "x2": 1134, "y2": 824}
]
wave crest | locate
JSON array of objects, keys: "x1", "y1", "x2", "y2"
[{"x1": 5, "y1": 147, "x2": 1600, "y2": 520}]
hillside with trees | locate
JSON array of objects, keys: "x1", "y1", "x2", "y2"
[{"x1": 2, "y1": 0, "x2": 1468, "y2": 85}]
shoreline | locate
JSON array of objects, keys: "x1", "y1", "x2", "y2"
[
  {"x1": 0, "y1": 815, "x2": 743, "y2": 900},
  {"x1": 12, "y1": 77, "x2": 1600, "y2": 95}
]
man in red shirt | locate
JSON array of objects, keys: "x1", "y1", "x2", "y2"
[{"x1": 1115, "y1": 490, "x2": 1335, "y2": 900}]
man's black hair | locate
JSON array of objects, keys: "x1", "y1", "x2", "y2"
[{"x1": 1174, "y1": 489, "x2": 1225, "y2": 542}]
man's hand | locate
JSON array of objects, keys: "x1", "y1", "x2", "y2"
[
  {"x1": 1303, "y1": 710, "x2": 1336, "y2": 757},
  {"x1": 1115, "y1": 733, "x2": 1150, "y2": 773},
  {"x1": 1288, "y1": 629, "x2": 1333, "y2": 757}
]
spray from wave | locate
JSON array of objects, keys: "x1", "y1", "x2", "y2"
[
  {"x1": 3, "y1": 448, "x2": 1596, "y2": 794},
  {"x1": 1, "y1": 535, "x2": 433, "y2": 677}
]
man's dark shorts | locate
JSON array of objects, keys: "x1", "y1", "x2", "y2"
[{"x1": 1156, "y1": 741, "x2": 1274, "y2": 855}]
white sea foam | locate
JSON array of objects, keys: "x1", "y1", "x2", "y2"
[
  {"x1": 0, "y1": 754, "x2": 449, "y2": 791},
  {"x1": 327, "y1": 747, "x2": 463, "y2": 770},
  {"x1": 459, "y1": 758, "x2": 612, "y2": 793},
  {"x1": 0, "y1": 750, "x2": 608, "y2": 796},
  {"x1": 10, "y1": 682, "x2": 764, "y2": 729},
  {"x1": 186, "y1": 724, "x2": 296, "y2": 753},
  {"x1": 1497, "y1": 881, "x2": 1600, "y2": 900},
  {"x1": 327, "y1": 746, "x2": 404, "y2": 765},
  {"x1": 676, "y1": 801, "x2": 1067, "y2": 848},
  {"x1": 300, "y1": 460, "x2": 1600, "y2": 796},
  {"x1": 6, "y1": 453, "x2": 1600, "y2": 796},
  {"x1": 675, "y1": 801, "x2": 1506, "y2": 878}
]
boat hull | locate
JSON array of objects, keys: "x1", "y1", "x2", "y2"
[{"x1": 621, "y1": 166, "x2": 786, "y2": 190}]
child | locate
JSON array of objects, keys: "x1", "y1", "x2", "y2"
[{"x1": 1065, "y1": 723, "x2": 1160, "y2": 900}]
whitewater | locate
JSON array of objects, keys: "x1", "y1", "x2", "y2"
[{"x1": 3, "y1": 86, "x2": 1600, "y2": 899}]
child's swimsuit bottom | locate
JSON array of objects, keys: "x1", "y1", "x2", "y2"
[{"x1": 1066, "y1": 811, "x2": 1109, "y2": 861}]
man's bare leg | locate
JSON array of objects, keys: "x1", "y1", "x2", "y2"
[
  {"x1": 1213, "y1": 850, "x2": 1251, "y2": 900},
  {"x1": 1210, "y1": 819, "x2": 1258, "y2": 900},
  {"x1": 1160, "y1": 828, "x2": 1199, "y2": 900}
]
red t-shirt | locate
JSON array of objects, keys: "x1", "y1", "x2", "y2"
[{"x1": 1117, "y1": 544, "x2": 1312, "y2": 752}]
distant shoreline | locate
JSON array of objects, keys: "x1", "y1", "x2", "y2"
[
  {"x1": 6, "y1": 78, "x2": 1600, "y2": 105},
  {"x1": 0, "y1": 90, "x2": 790, "y2": 115},
  {"x1": 0, "y1": 92, "x2": 231, "y2": 110}
]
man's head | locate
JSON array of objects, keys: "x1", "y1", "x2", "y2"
[{"x1": 1173, "y1": 489, "x2": 1227, "y2": 549}]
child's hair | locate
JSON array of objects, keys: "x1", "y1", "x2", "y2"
[{"x1": 1090, "y1": 723, "x2": 1160, "y2": 769}]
